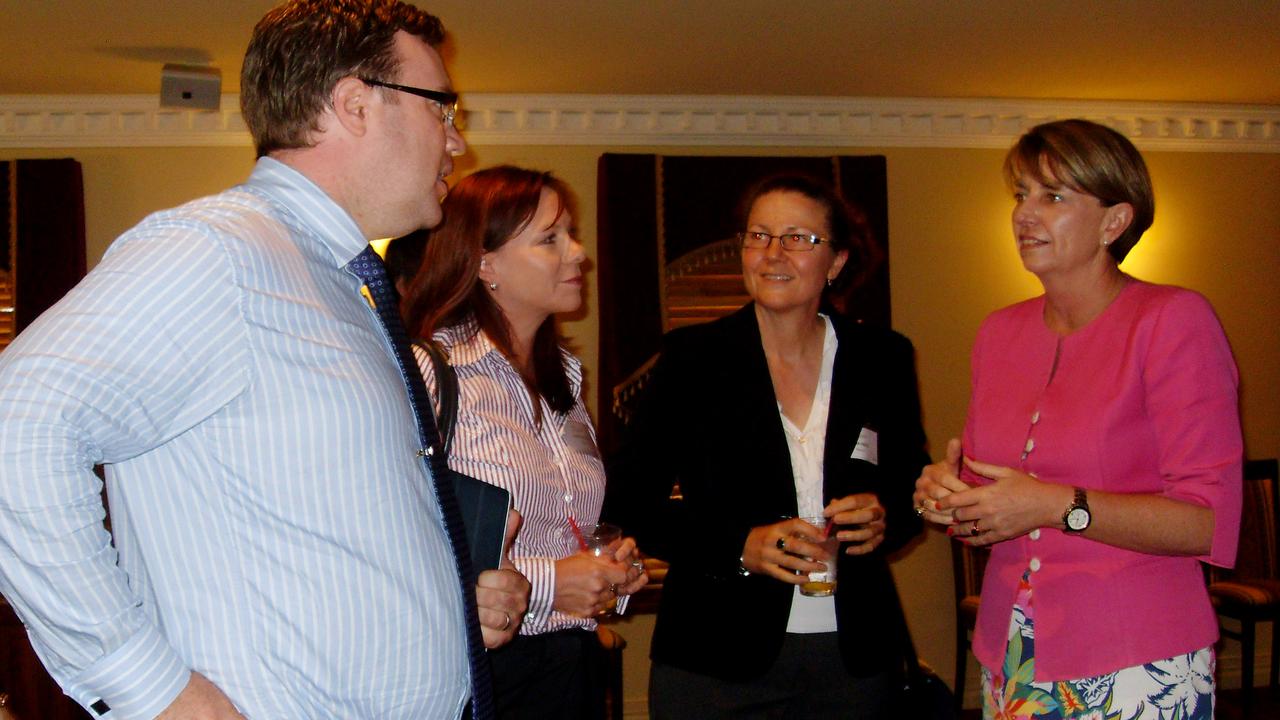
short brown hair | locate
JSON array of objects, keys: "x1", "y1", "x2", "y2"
[
  {"x1": 403, "y1": 166, "x2": 577, "y2": 418},
  {"x1": 1004, "y1": 119, "x2": 1154, "y2": 262},
  {"x1": 241, "y1": 0, "x2": 445, "y2": 158}
]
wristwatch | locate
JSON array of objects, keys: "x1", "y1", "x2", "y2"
[{"x1": 1062, "y1": 487, "x2": 1091, "y2": 533}]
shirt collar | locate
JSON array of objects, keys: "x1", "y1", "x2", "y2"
[
  {"x1": 436, "y1": 324, "x2": 584, "y2": 396},
  {"x1": 246, "y1": 157, "x2": 370, "y2": 268},
  {"x1": 438, "y1": 325, "x2": 500, "y2": 368}
]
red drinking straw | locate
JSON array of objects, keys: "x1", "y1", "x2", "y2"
[{"x1": 566, "y1": 513, "x2": 589, "y2": 551}]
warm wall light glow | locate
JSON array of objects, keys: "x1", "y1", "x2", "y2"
[
  {"x1": 980, "y1": 187, "x2": 1191, "y2": 296},
  {"x1": 1119, "y1": 213, "x2": 1174, "y2": 280},
  {"x1": 1118, "y1": 183, "x2": 1190, "y2": 283}
]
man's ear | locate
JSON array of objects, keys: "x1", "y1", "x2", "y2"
[{"x1": 329, "y1": 76, "x2": 373, "y2": 138}]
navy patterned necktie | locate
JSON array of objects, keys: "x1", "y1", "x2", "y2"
[{"x1": 347, "y1": 246, "x2": 494, "y2": 720}]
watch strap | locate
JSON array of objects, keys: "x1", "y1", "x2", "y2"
[{"x1": 1062, "y1": 486, "x2": 1091, "y2": 532}]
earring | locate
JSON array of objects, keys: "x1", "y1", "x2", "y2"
[
  {"x1": 1102, "y1": 239, "x2": 1112, "y2": 247},
  {"x1": 826, "y1": 277, "x2": 834, "y2": 287},
  {"x1": 488, "y1": 281, "x2": 498, "y2": 291}
]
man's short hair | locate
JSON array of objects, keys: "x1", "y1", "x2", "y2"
[{"x1": 241, "y1": 0, "x2": 445, "y2": 158}]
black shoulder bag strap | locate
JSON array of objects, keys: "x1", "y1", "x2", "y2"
[
  {"x1": 413, "y1": 338, "x2": 459, "y2": 459},
  {"x1": 411, "y1": 340, "x2": 510, "y2": 576}
]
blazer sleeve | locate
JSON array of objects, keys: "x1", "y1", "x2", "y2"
[
  {"x1": 605, "y1": 319, "x2": 769, "y2": 580},
  {"x1": 603, "y1": 332, "x2": 694, "y2": 565},
  {"x1": 875, "y1": 332, "x2": 930, "y2": 556}
]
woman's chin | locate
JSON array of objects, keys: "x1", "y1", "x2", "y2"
[{"x1": 753, "y1": 294, "x2": 819, "y2": 316}]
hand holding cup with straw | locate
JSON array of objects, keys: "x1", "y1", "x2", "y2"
[{"x1": 568, "y1": 515, "x2": 622, "y2": 616}]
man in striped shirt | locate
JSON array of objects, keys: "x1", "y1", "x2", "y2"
[{"x1": 0, "y1": 1, "x2": 527, "y2": 718}]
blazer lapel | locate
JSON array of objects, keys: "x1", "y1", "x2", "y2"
[
  {"x1": 726, "y1": 305, "x2": 799, "y2": 518},
  {"x1": 824, "y1": 318, "x2": 871, "y2": 502}
]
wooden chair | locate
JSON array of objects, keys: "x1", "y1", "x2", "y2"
[
  {"x1": 951, "y1": 540, "x2": 989, "y2": 711},
  {"x1": 1207, "y1": 458, "x2": 1280, "y2": 697},
  {"x1": 595, "y1": 625, "x2": 627, "y2": 720}
]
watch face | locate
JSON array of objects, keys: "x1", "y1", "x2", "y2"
[{"x1": 1066, "y1": 507, "x2": 1090, "y2": 531}]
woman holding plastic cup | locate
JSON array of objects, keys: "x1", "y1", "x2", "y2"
[
  {"x1": 607, "y1": 173, "x2": 929, "y2": 718},
  {"x1": 404, "y1": 166, "x2": 648, "y2": 719}
]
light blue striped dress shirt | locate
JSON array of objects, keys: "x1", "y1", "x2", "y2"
[{"x1": 0, "y1": 158, "x2": 470, "y2": 719}]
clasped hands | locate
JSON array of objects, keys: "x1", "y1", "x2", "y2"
[
  {"x1": 914, "y1": 438, "x2": 1062, "y2": 545},
  {"x1": 740, "y1": 493, "x2": 886, "y2": 583}
]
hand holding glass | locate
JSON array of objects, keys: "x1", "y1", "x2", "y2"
[
  {"x1": 578, "y1": 522, "x2": 622, "y2": 615},
  {"x1": 794, "y1": 516, "x2": 839, "y2": 597}
]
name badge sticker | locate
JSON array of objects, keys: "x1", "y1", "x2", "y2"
[{"x1": 851, "y1": 426, "x2": 879, "y2": 466}]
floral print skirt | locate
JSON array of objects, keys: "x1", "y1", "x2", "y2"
[{"x1": 981, "y1": 571, "x2": 1214, "y2": 720}]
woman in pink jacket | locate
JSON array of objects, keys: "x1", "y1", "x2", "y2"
[{"x1": 915, "y1": 119, "x2": 1241, "y2": 720}]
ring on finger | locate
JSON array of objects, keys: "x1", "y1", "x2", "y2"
[
  {"x1": 499, "y1": 611, "x2": 512, "y2": 631},
  {"x1": 914, "y1": 505, "x2": 926, "y2": 517},
  {"x1": 775, "y1": 537, "x2": 787, "y2": 552},
  {"x1": 971, "y1": 520, "x2": 983, "y2": 535}
]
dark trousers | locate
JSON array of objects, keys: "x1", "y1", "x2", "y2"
[
  {"x1": 649, "y1": 632, "x2": 893, "y2": 720},
  {"x1": 489, "y1": 628, "x2": 606, "y2": 720}
]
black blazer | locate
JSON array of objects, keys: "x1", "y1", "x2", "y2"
[{"x1": 605, "y1": 304, "x2": 929, "y2": 681}]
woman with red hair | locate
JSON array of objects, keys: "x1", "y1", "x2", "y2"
[{"x1": 403, "y1": 166, "x2": 648, "y2": 719}]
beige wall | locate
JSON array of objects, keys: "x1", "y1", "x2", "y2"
[{"x1": 9, "y1": 141, "x2": 1278, "y2": 711}]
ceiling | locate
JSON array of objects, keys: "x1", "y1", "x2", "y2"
[{"x1": 3, "y1": 0, "x2": 1278, "y2": 105}]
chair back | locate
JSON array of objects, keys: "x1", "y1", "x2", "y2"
[
  {"x1": 951, "y1": 540, "x2": 989, "y2": 606},
  {"x1": 1210, "y1": 458, "x2": 1278, "y2": 583}
]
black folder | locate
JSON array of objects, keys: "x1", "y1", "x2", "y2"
[{"x1": 448, "y1": 469, "x2": 511, "y2": 573}]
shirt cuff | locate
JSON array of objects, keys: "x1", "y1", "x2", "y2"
[
  {"x1": 514, "y1": 555, "x2": 557, "y2": 626},
  {"x1": 70, "y1": 624, "x2": 190, "y2": 720}
]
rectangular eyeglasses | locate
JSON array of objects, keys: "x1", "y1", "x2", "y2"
[
  {"x1": 738, "y1": 231, "x2": 829, "y2": 252},
  {"x1": 359, "y1": 77, "x2": 459, "y2": 128}
]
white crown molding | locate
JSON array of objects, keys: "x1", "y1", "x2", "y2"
[{"x1": 2, "y1": 93, "x2": 1278, "y2": 153}]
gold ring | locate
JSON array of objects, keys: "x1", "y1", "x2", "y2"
[
  {"x1": 914, "y1": 505, "x2": 926, "y2": 517},
  {"x1": 499, "y1": 611, "x2": 512, "y2": 631}
]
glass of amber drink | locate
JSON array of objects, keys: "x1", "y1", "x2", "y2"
[{"x1": 795, "y1": 516, "x2": 838, "y2": 597}]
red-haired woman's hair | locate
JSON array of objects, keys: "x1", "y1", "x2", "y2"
[{"x1": 402, "y1": 165, "x2": 575, "y2": 419}]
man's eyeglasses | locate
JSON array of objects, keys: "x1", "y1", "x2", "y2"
[
  {"x1": 738, "y1": 231, "x2": 829, "y2": 252},
  {"x1": 359, "y1": 77, "x2": 459, "y2": 129}
]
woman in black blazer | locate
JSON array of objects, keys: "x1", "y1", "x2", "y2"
[{"x1": 606, "y1": 174, "x2": 929, "y2": 719}]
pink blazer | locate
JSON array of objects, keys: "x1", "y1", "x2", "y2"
[{"x1": 963, "y1": 281, "x2": 1242, "y2": 680}]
